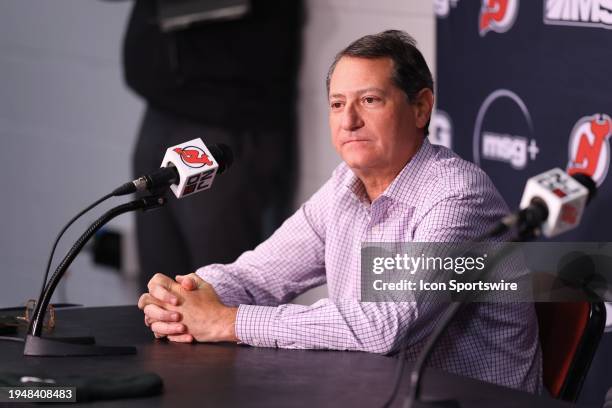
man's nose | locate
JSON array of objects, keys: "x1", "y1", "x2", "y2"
[{"x1": 341, "y1": 103, "x2": 364, "y2": 131}]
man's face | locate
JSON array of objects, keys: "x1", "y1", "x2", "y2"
[{"x1": 328, "y1": 56, "x2": 426, "y2": 176}]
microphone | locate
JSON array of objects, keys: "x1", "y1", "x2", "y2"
[
  {"x1": 113, "y1": 139, "x2": 233, "y2": 197},
  {"x1": 390, "y1": 169, "x2": 598, "y2": 408},
  {"x1": 517, "y1": 168, "x2": 596, "y2": 237},
  {"x1": 482, "y1": 168, "x2": 597, "y2": 241},
  {"x1": 27, "y1": 139, "x2": 233, "y2": 351}
]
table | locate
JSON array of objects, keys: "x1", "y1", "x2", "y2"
[{"x1": 0, "y1": 306, "x2": 579, "y2": 407}]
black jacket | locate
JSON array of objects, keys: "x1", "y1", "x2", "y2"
[{"x1": 123, "y1": 0, "x2": 303, "y2": 130}]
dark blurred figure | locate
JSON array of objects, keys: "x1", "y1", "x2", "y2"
[{"x1": 122, "y1": 0, "x2": 303, "y2": 290}]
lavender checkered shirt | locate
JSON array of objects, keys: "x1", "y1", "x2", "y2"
[{"x1": 197, "y1": 139, "x2": 543, "y2": 393}]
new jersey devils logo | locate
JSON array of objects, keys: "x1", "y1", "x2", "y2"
[
  {"x1": 567, "y1": 114, "x2": 612, "y2": 187},
  {"x1": 174, "y1": 146, "x2": 213, "y2": 168},
  {"x1": 479, "y1": 0, "x2": 520, "y2": 36}
]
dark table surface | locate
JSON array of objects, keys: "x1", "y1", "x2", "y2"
[{"x1": 0, "y1": 306, "x2": 581, "y2": 407}]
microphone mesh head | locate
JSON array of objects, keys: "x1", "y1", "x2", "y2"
[{"x1": 209, "y1": 144, "x2": 233, "y2": 174}]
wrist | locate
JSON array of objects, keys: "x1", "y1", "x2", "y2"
[{"x1": 223, "y1": 307, "x2": 239, "y2": 343}]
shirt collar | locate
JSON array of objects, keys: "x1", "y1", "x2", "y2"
[{"x1": 344, "y1": 138, "x2": 434, "y2": 205}]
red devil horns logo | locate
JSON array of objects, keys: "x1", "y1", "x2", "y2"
[
  {"x1": 479, "y1": 0, "x2": 519, "y2": 36},
  {"x1": 174, "y1": 147, "x2": 213, "y2": 168},
  {"x1": 567, "y1": 114, "x2": 612, "y2": 186}
]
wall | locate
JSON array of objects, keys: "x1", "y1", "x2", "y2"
[
  {"x1": 0, "y1": 0, "x2": 143, "y2": 307},
  {"x1": 0, "y1": 0, "x2": 435, "y2": 308}
]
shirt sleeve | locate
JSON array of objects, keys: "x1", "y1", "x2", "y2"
[
  {"x1": 235, "y1": 300, "x2": 417, "y2": 354},
  {"x1": 196, "y1": 177, "x2": 331, "y2": 307}
]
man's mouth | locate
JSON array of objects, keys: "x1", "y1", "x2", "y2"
[{"x1": 343, "y1": 139, "x2": 370, "y2": 146}]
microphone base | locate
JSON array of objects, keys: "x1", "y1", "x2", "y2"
[{"x1": 23, "y1": 334, "x2": 136, "y2": 357}]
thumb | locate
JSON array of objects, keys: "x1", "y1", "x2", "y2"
[{"x1": 176, "y1": 274, "x2": 198, "y2": 291}]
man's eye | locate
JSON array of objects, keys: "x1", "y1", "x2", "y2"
[
  {"x1": 363, "y1": 96, "x2": 379, "y2": 105},
  {"x1": 331, "y1": 102, "x2": 343, "y2": 109}
]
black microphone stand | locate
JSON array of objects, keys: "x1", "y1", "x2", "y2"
[
  {"x1": 393, "y1": 203, "x2": 551, "y2": 407},
  {"x1": 24, "y1": 194, "x2": 166, "y2": 357},
  {"x1": 402, "y1": 241, "x2": 521, "y2": 408}
]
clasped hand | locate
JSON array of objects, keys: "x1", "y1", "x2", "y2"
[{"x1": 137, "y1": 273, "x2": 238, "y2": 343}]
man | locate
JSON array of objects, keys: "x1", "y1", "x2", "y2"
[{"x1": 138, "y1": 30, "x2": 543, "y2": 393}]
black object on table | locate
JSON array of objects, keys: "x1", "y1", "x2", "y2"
[{"x1": 0, "y1": 306, "x2": 582, "y2": 407}]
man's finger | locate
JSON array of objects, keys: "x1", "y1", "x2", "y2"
[
  {"x1": 151, "y1": 321, "x2": 186, "y2": 336},
  {"x1": 144, "y1": 304, "x2": 180, "y2": 322},
  {"x1": 138, "y1": 293, "x2": 147, "y2": 310},
  {"x1": 149, "y1": 283, "x2": 179, "y2": 305},
  {"x1": 147, "y1": 273, "x2": 175, "y2": 293},
  {"x1": 168, "y1": 334, "x2": 194, "y2": 343},
  {"x1": 138, "y1": 293, "x2": 164, "y2": 310},
  {"x1": 176, "y1": 274, "x2": 198, "y2": 291}
]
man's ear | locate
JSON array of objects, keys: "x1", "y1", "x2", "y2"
[{"x1": 413, "y1": 88, "x2": 434, "y2": 130}]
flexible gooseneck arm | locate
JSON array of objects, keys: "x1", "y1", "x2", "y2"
[{"x1": 28, "y1": 195, "x2": 165, "y2": 337}]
